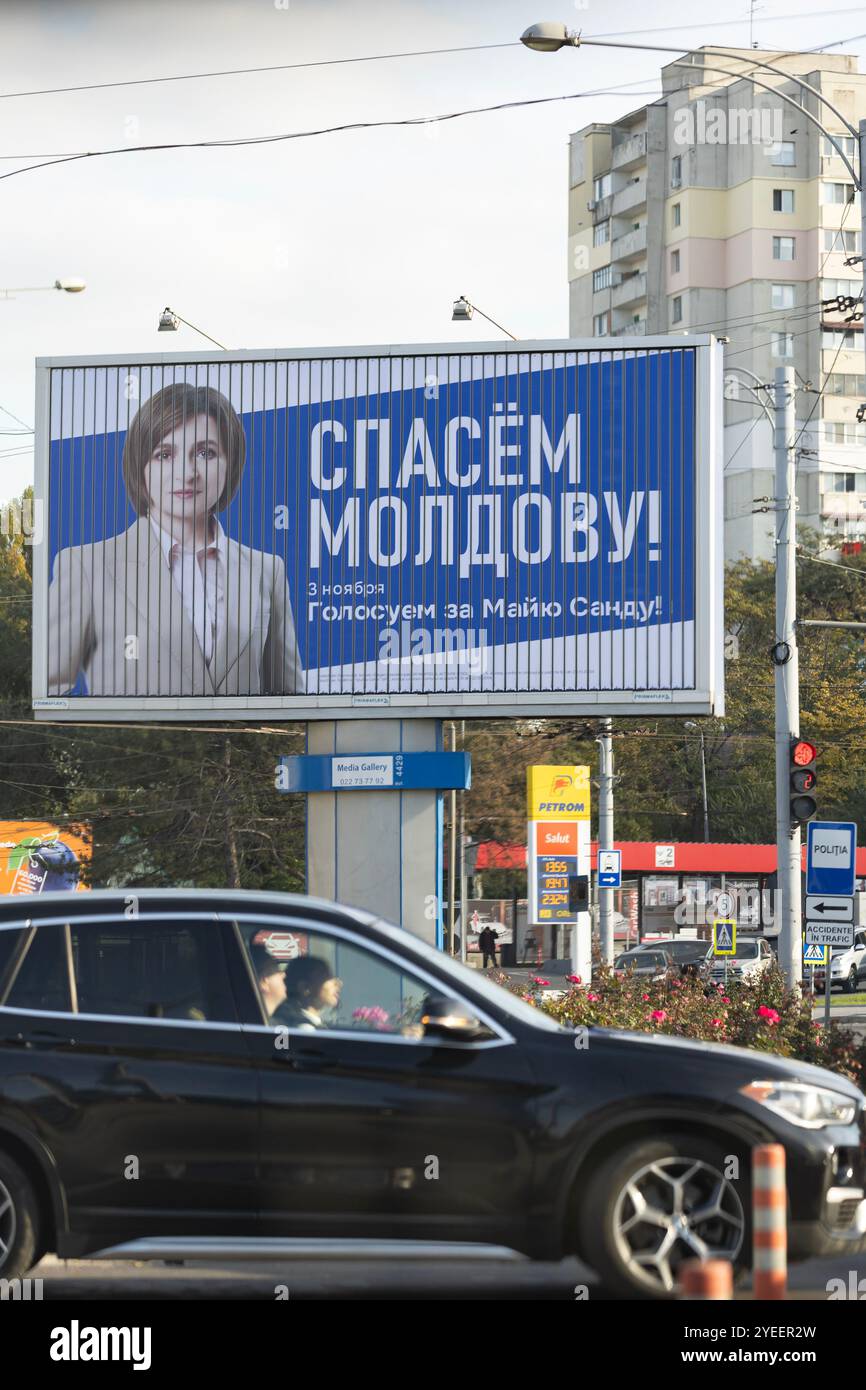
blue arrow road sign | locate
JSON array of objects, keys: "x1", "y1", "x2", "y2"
[
  {"x1": 598, "y1": 850, "x2": 622, "y2": 888},
  {"x1": 806, "y1": 821, "x2": 857, "y2": 896}
]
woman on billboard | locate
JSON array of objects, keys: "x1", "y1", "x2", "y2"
[{"x1": 47, "y1": 383, "x2": 303, "y2": 697}]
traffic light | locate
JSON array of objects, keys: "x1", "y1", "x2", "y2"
[
  {"x1": 569, "y1": 874, "x2": 589, "y2": 914},
  {"x1": 790, "y1": 738, "x2": 818, "y2": 825}
]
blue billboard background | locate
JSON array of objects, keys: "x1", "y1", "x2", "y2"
[{"x1": 47, "y1": 349, "x2": 696, "y2": 695}]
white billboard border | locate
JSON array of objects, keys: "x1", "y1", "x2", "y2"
[{"x1": 32, "y1": 335, "x2": 724, "y2": 724}]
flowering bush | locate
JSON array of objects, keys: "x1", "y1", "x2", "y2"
[{"x1": 524, "y1": 965, "x2": 865, "y2": 1087}]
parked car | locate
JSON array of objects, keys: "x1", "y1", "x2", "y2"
[
  {"x1": 812, "y1": 930, "x2": 866, "y2": 994},
  {"x1": 0, "y1": 890, "x2": 864, "y2": 1300},
  {"x1": 632, "y1": 936, "x2": 709, "y2": 978},
  {"x1": 704, "y1": 935, "x2": 775, "y2": 987},
  {"x1": 613, "y1": 947, "x2": 677, "y2": 983}
]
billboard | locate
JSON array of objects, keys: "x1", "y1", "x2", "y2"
[
  {"x1": 33, "y1": 338, "x2": 723, "y2": 722},
  {"x1": 0, "y1": 822, "x2": 90, "y2": 894}
]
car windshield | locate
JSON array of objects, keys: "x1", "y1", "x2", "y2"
[
  {"x1": 372, "y1": 917, "x2": 565, "y2": 1032},
  {"x1": 615, "y1": 952, "x2": 664, "y2": 969},
  {"x1": 706, "y1": 941, "x2": 760, "y2": 961}
]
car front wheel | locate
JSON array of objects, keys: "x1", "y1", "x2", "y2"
[
  {"x1": 0, "y1": 1154, "x2": 41, "y2": 1282},
  {"x1": 846, "y1": 967, "x2": 859, "y2": 994},
  {"x1": 579, "y1": 1134, "x2": 748, "y2": 1299}
]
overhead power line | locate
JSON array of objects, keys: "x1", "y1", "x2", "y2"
[{"x1": 0, "y1": 87, "x2": 670, "y2": 184}]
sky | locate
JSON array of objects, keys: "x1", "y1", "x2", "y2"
[{"x1": 2, "y1": 0, "x2": 864, "y2": 501}]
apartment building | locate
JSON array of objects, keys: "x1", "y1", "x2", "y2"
[{"x1": 568, "y1": 48, "x2": 865, "y2": 563}]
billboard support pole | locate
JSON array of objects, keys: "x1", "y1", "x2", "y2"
[
  {"x1": 774, "y1": 366, "x2": 803, "y2": 989},
  {"x1": 305, "y1": 719, "x2": 444, "y2": 948},
  {"x1": 598, "y1": 718, "x2": 615, "y2": 966}
]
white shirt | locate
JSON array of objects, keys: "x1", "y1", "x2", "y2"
[{"x1": 150, "y1": 518, "x2": 227, "y2": 667}]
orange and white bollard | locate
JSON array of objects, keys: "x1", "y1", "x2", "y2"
[
  {"x1": 752, "y1": 1143, "x2": 787, "y2": 1299},
  {"x1": 680, "y1": 1259, "x2": 733, "y2": 1299}
]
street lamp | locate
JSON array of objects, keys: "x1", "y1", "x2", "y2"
[
  {"x1": 451, "y1": 296, "x2": 518, "y2": 341},
  {"x1": 0, "y1": 277, "x2": 86, "y2": 299},
  {"x1": 684, "y1": 722, "x2": 710, "y2": 844},
  {"x1": 157, "y1": 306, "x2": 228, "y2": 351}
]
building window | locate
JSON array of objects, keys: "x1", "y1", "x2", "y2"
[
  {"x1": 671, "y1": 249, "x2": 680, "y2": 274},
  {"x1": 824, "y1": 471, "x2": 866, "y2": 493},
  {"x1": 593, "y1": 172, "x2": 612, "y2": 201},
  {"x1": 770, "y1": 141, "x2": 795, "y2": 165},
  {"x1": 825, "y1": 421, "x2": 866, "y2": 446},
  {"x1": 771, "y1": 332, "x2": 793, "y2": 358},
  {"x1": 670, "y1": 296, "x2": 683, "y2": 324},
  {"x1": 824, "y1": 372, "x2": 866, "y2": 397},
  {"x1": 822, "y1": 277, "x2": 859, "y2": 304},
  {"x1": 671, "y1": 155, "x2": 682, "y2": 188},
  {"x1": 593, "y1": 312, "x2": 610, "y2": 337},
  {"x1": 823, "y1": 228, "x2": 861, "y2": 254},
  {"x1": 822, "y1": 135, "x2": 856, "y2": 161},
  {"x1": 593, "y1": 219, "x2": 610, "y2": 247},
  {"x1": 671, "y1": 203, "x2": 681, "y2": 228},
  {"x1": 821, "y1": 182, "x2": 856, "y2": 205},
  {"x1": 773, "y1": 235, "x2": 795, "y2": 261},
  {"x1": 772, "y1": 188, "x2": 794, "y2": 213},
  {"x1": 822, "y1": 328, "x2": 860, "y2": 350},
  {"x1": 593, "y1": 266, "x2": 612, "y2": 292},
  {"x1": 771, "y1": 284, "x2": 795, "y2": 310}
]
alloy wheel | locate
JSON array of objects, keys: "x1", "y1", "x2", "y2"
[
  {"x1": 0, "y1": 1177, "x2": 17, "y2": 1272},
  {"x1": 612, "y1": 1155, "x2": 745, "y2": 1294}
]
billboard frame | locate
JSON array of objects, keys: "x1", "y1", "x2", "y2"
[{"x1": 32, "y1": 335, "x2": 724, "y2": 723}]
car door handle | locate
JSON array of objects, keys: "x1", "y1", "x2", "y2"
[
  {"x1": 28, "y1": 1029, "x2": 76, "y2": 1048},
  {"x1": 283, "y1": 1048, "x2": 338, "y2": 1070}
]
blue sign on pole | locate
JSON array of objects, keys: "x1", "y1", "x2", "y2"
[
  {"x1": 277, "y1": 751, "x2": 470, "y2": 793},
  {"x1": 806, "y1": 821, "x2": 857, "y2": 897},
  {"x1": 598, "y1": 849, "x2": 622, "y2": 888}
]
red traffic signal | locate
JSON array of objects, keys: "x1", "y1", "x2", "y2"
[
  {"x1": 791, "y1": 739, "x2": 817, "y2": 767},
  {"x1": 789, "y1": 738, "x2": 818, "y2": 824}
]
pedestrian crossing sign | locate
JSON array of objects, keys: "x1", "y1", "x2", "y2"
[
  {"x1": 803, "y1": 939, "x2": 828, "y2": 966},
  {"x1": 713, "y1": 919, "x2": 736, "y2": 955}
]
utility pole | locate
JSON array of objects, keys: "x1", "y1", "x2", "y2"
[
  {"x1": 598, "y1": 717, "x2": 615, "y2": 966},
  {"x1": 447, "y1": 721, "x2": 457, "y2": 955},
  {"x1": 774, "y1": 366, "x2": 803, "y2": 988}
]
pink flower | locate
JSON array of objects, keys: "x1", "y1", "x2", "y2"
[
  {"x1": 533, "y1": 977, "x2": 551, "y2": 986},
  {"x1": 720, "y1": 997, "x2": 730, "y2": 1004},
  {"x1": 641, "y1": 993, "x2": 650, "y2": 1001},
  {"x1": 586, "y1": 992, "x2": 599, "y2": 1001},
  {"x1": 711, "y1": 1018, "x2": 723, "y2": 1028},
  {"x1": 651, "y1": 1010, "x2": 667, "y2": 1022},
  {"x1": 757, "y1": 1005, "x2": 781, "y2": 1026},
  {"x1": 566, "y1": 974, "x2": 582, "y2": 984},
  {"x1": 352, "y1": 1005, "x2": 390, "y2": 1029}
]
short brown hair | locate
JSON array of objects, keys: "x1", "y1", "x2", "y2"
[{"x1": 122, "y1": 383, "x2": 245, "y2": 516}]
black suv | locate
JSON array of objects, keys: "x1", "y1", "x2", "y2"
[{"x1": 0, "y1": 889, "x2": 864, "y2": 1298}]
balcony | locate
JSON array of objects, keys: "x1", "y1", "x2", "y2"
[
  {"x1": 612, "y1": 271, "x2": 647, "y2": 309},
  {"x1": 611, "y1": 131, "x2": 647, "y2": 172},
  {"x1": 612, "y1": 178, "x2": 647, "y2": 217},
  {"x1": 612, "y1": 319, "x2": 647, "y2": 337},
  {"x1": 611, "y1": 225, "x2": 647, "y2": 262}
]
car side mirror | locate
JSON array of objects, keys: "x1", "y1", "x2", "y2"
[{"x1": 420, "y1": 995, "x2": 492, "y2": 1042}]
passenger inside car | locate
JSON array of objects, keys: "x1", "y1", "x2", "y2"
[
  {"x1": 273, "y1": 956, "x2": 341, "y2": 1030},
  {"x1": 249, "y1": 945, "x2": 287, "y2": 1019}
]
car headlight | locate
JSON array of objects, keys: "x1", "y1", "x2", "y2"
[{"x1": 740, "y1": 1080, "x2": 858, "y2": 1129}]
